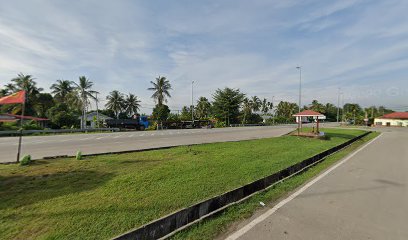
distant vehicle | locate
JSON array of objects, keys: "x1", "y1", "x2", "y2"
[{"x1": 105, "y1": 115, "x2": 149, "y2": 130}]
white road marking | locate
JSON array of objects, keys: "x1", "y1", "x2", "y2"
[
  {"x1": 114, "y1": 135, "x2": 123, "y2": 139},
  {"x1": 128, "y1": 134, "x2": 134, "y2": 138},
  {"x1": 79, "y1": 137, "x2": 95, "y2": 141},
  {"x1": 225, "y1": 133, "x2": 382, "y2": 240},
  {"x1": 139, "y1": 133, "x2": 145, "y2": 137},
  {"x1": 96, "y1": 137, "x2": 104, "y2": 140}
]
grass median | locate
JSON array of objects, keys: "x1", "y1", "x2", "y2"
[
  {"x1": 0, "y1": 128, "x2": 367, "y2": 239},
  {"x1": 172, "y1": 131, "x2": 380, "y2": 240}
]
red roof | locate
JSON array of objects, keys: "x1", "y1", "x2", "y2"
[
  {"x1": 3, "y1": 114, "x2": 48, "y2": 121},
  {"x1": 293, "y1": 110, "x2": 325, "y2": 117},
  {"x1": 0, "y1": 119, "x2": 18, "y2": 123},
  {"x1": 379, "y1": 112, "x2": 408, "y2": 120}
]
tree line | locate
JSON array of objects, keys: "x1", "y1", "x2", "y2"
[{"x1": 0, "y1": 73, "x2": 394, "y2": 130}]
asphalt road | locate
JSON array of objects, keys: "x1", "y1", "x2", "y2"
[
  {"x1": 0, "y1": 125, "x2": 298, "y2": 163},
  {"x1": 227, "y1": 127, "x2": 408, "y2": 240}
]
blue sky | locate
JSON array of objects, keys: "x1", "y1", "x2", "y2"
[{"x1": 0, "y1": 0, "x2": 407, "y2": 113}]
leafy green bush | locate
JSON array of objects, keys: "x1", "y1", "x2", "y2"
[
  {"x1": 0, "y1": 122, "x2": 19, "y2": 131},
  {"x1": 214, "y1": 121, "x2": 226, "y2": 128},
  {"x1": 22, "y1": 121, "x2": 43, "y2": 130},
  {"x1": 146, "y1": 121, "x2": 158, "y2": 131},
  {"x1": 19, "y1": 155, "x2": 31, "y2": 166}
]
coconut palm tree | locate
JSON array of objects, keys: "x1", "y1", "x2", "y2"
[
  {"x1": 50, "y1": 79, "x2": 73, "y2": 102},
  {"x1": 124, "y1": 93, "x2": 141, "y2": 117},
  {"x1": 147, "y1": 76, "x2": 172, "y2": 106},
  {"x1": 71, "y1": 76, "x2": 98, "y2": 129},
  {"x1": 261, "y1": 98, "x2": 273, "y2": 115},
  {"x1": 242, "y1": 98, "x2": 252, "y2": 124},
  {"x1": 11, "y1": 73, "x2": 43, "y2": 94},
  {"x1": 250, "y1": 96, "x2": 261, "y2": 112},
  {"x1": 8, "y1": 73, "x2": 43, "y2": 115},
  {"x1": 4, "y1": 83, "x2": 16, "y2": 93},
  {"x1": 106, "y1": 90, "x2": 125, "y2": 119},
  {"x1": 195, "y1": 97, "x2": 211, "y2": 119},
  {"x1": 0, "y1": 88, "x2": 10, "y2": 97}
]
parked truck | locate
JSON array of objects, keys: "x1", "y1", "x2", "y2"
[{"x1": 105, "y1": 115, "x2": 149, "y2": 130}]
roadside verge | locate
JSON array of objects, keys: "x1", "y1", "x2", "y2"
[{"x1": 113, "y1": 131, "x2": 373, "y2": 240}]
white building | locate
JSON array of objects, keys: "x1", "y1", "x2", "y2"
[{"x1": 374, "y1": 112, "x2": 408, "y2": 127}]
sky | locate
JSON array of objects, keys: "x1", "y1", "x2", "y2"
[{"x1": 0, "y1": 0, "x2": 407, "y2": 113}]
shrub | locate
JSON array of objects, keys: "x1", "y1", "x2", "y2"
[
  {"x1": 76, "y1": 151, "x2": 82, "y2": 160},
  {"x1": 20, "y1": 155, "x2": 31, "y2": 166},
  {"x1": 146, "y1": 121, "x2": 158, "y2": 131},
  {"x1": 214, "y1": 121, "x2": 226, "y2": 128}
]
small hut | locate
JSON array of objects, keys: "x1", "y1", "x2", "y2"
[{"x1": 293, "y1": 110, "x2": 326, "y2": 135}]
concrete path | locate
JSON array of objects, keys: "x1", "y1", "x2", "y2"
[
  {"x1": 0, "y1": 125, "x2": 297, "y2": 163},
  {"x1": 227, "y1": 128, "x2": 408, "y2": 240}
]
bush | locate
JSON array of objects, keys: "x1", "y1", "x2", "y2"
[
  {"x1": 214, "y1": 121, "x2": 226, "y2": 128},
  {"x1": 20, "y1": 155, "x2": 31, "y2": 166},
  {"x1": 146, "y1": 121, "x2": 158, "y2": 131},
  {"x1": 22, "y1": 120, "x2": 43, "y2": 130},
  {"x1": 0, "y1": 122, "x2": 19, "y2": 131},
  {"x1": 76, "y1": 151, "x2": 82, "y2": 160}
]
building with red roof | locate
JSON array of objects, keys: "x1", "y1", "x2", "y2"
[
  {"x1": 293, "y1": 110, "x2": 326, "y2": 134},
  {"x1": 374, "y1": 112, "x2": 408, "y2": 127}
]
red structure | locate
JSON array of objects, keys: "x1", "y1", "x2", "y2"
[
  {"x1": 0, "y1": 114, "x2": 48, "y2": 127},
  {"x1": 293, "y1": 110, "x2": 326, "y2": 134}
]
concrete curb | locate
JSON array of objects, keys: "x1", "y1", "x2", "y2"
[{"x1": 112, "y1": 131, "x2": 372, "y2": 240}]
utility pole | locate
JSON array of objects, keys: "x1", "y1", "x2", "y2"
[
  {"x1": 191, "y1": 81, "x2": 195, "y2": 123},
  {"x1": 95, "y1": 92, "x2": 99, "y2": 128},
  {"x1": 336, "y1": 88, "x2": 341, "y2": 123},
  {"x1": 296, "y1": 66, "x2": 302, "y2": 113},
  {"x1": 272, "y1": 96, "x2": 275, "y2": 125},
  {"x1": 296, "y1": 66, "x2": 302, "y2": 132}
]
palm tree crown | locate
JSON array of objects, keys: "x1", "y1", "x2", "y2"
[
  {"x1": 11, "y1": 73, "x2": 43, "y2": 96},
  {"x1": 50, "y1": 79, "x2": 73, "y2": 101},
  {"x1": 72, "y1": 76, "x2": 98, "y2": 128},
  {"x1": 125, "y1": 93, "x2": 141, "y2": 117},
  {"x1": 147, "y1": 76, "x2": 172, "y2": 106},
  {"x1": 195, "y1": 97, "x2": 211, "y2": 119},
  {"x1": 72, "y1": 76, "x2": 98, "y2": 104},
  {"x1": 105, "y1": 90, "x2": 125, "y2": 119},
  {"x1": 250, "y1": 96, "x2": 261, "y2": 112}
]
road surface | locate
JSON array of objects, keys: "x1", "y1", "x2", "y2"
[
  {"x1": 0, "y1": 126, "x2": 297, "y2": 163},
  {"x1": 227, "y1": 127, "x2": 408, "y2": 240}
]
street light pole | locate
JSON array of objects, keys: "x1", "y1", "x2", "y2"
[
  {"x1": 336, "y1": 88, "x2": 340, "y2": 123},
  {"x1": 95, "y1": 92, "x2": 99, "y2": 128},
  {"x1": 296, "y1": 66, "x2": 302, "y2": 113},
  {"x1": 272, "y1": 96, "x2": 275, "y2": 125},
  {"x1": 296, "y1": 66, "x2": 302, "y2": 133},
  {"x1": 191, "y1": 81, "x2": 195, "y2": 123}
]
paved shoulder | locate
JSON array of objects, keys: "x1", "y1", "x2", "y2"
[{"x1": 229, "y1": 130, "x2": 408, "y2": 240}]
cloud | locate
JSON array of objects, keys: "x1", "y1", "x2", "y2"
[{"x1": 0, "y1": 0, "x2": 407, "y2": 113}]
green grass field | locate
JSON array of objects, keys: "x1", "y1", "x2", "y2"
[
  {"x1": 0, "y1": 128, "x2": 367, "y2": 239},
  {"x1": 171, "y1": 131, "x2": 379, "y2": 240}
]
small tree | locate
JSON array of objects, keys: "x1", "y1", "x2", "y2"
[
  {"x1": 212, "y1": 88, "x2": 245, "y2": 125},
  {"x1": 152, "y1": 104, "x2": 170, "y2": 126}
]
